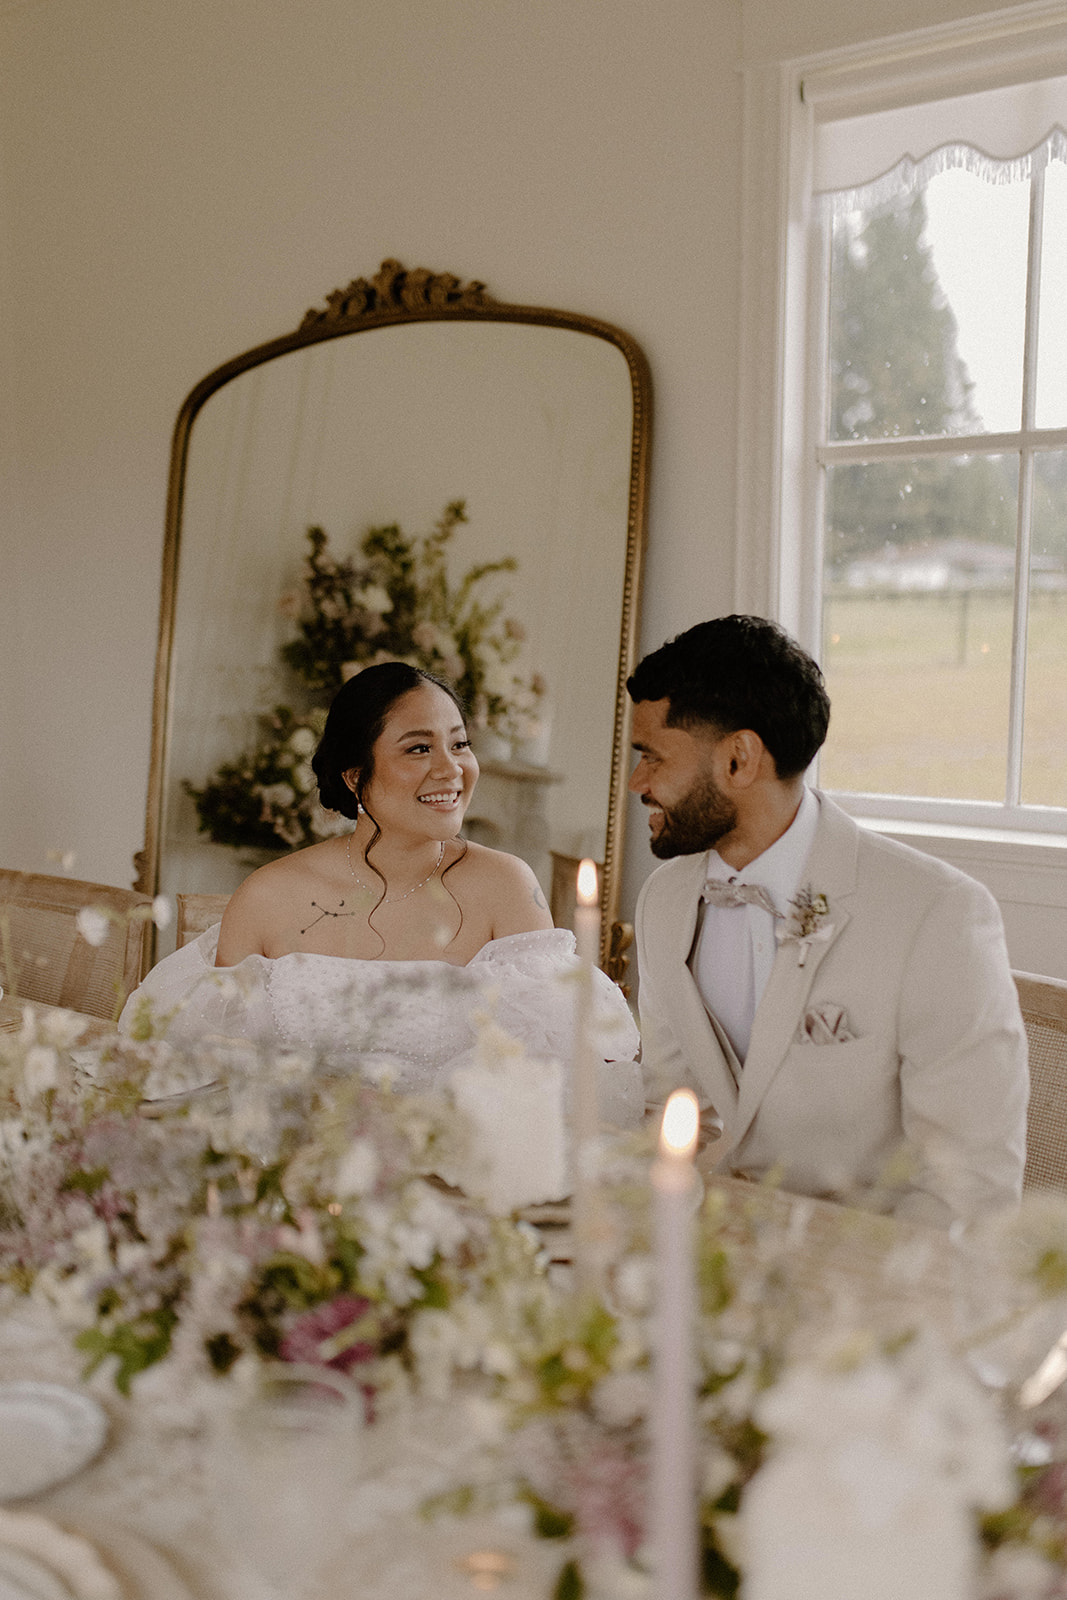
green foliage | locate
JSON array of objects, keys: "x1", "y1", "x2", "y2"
[
  {"x1": 553, "y1": 1559, "x2": 584, "y2": 1600},
  {"x1": 76, "y1": 1306, "x2": 178, "y2": 1395},
  {"x1": 62, "y1": 1167, "x2": 110, "y2": 1198},
  {"x1": 1032, "y1": 1245, "x2": 1067, "y2": 1297},
  {"x1": 523, "y1": 1487, "x2": 575, "y2": 1540},
  {"x1": 829, "y1": 189, "x2": 975, "y2": 443},
  {"x1": 701, "y1": 1533, "x2": 741, "y2": 1599},
  {"x1": 412, "y1": 1265, "x2": 451, "y2": 1309},
  {"x1": 185, "y1": 704, "x2": 328, "y2": 852},
  {"x1": 825, "y1": 188, "x2": 1017, "y2": 569}
]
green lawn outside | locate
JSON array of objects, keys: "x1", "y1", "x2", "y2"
[{"x1": 820, "y1": 590, "x2": 1067, "y2": 806}]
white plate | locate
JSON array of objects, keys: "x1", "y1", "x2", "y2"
[{"x1": 0, "y1": 1385, "x2": 107, "y2": 1501}]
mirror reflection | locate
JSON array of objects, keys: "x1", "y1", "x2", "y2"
[{"x1": 143, "y1": 268, "x2": 650, "y2": 966}]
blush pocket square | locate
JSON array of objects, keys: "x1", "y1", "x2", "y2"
[{"x1": 799, "y1": 1003, "x2": 855, "y2": 1045}]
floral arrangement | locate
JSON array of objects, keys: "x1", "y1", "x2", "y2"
[
  {"x1": 183, "y1": 705, "x2": 345, "y2": 852},
  {"x1": 0, "y1": 1003, "x2": 532, "y2": 1406},
  {"x1": 4, "y1": 994, "x2": 1067, "y2": 1597},
  {"x1": 186, "y1": 501, "x2": 544, "y2": 853}
]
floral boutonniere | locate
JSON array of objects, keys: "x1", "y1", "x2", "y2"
[{"x1": 775, "y1": 885, "x2": 833, "y2": 967}]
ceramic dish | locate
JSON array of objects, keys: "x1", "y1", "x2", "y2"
[{"x1": 0, "y1": 1385, "x2": 107, "y2": 1501}]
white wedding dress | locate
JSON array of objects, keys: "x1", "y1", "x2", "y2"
[{"x1": 120, "y1": 926, "x2": 644, "y2": 1127}]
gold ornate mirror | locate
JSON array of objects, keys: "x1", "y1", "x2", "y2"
[{"x1": 138, "y1": 261, "x2": 650, "y2": 971}]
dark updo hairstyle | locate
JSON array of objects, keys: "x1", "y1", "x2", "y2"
[
  {"x1": 626, "y1": 614, "x2": 830, "y2": 779},
  {"x1": 312, "y1": 661, "x2": 467, "y2": 818}
]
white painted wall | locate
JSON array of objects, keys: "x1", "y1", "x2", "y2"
[{"x1": 0, "y1": 0, "x2": 1048, "y2": 957}]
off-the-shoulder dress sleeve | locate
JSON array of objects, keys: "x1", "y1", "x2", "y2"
[
  {"x1": 467, "y1": 929, "x2": 644, "y2": 1127},
  {"x1": 118, "y1": 924, "x2": 277, "y2": 1047}
]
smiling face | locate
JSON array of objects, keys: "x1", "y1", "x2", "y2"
[
  {"x1": 629, "y1": 697, "x2": 737, "y2": 858},
  {"x1": 350, "y1": 683, "x2": 478, "y2": 841}
]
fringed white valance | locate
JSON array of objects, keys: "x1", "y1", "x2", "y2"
[
  {"x1": 814, "y1": 71, "x2": 1067, "y2": 213},
  {"x1": 817, "y1": 126, "x2": 1067, "y2": 217}
]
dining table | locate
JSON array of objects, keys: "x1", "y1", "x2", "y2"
[{"x1": 0, "y1": 1171, "x2": 966, "y2": 1600}]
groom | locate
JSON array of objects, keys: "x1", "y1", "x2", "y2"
[{"x1": 628, "y1": 614, "x2": 1027, "y2": 1227}]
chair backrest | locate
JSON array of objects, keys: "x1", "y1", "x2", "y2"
[
  {"x1": 0, "y1": 870, "x2": 151, "y2": 1021},
  {"x1": 175, "y1": 893, "x2": 231, "y2": 948},
  {"x1": 1014, "y1": 970, "x2": 1067, "y2": 1193}
]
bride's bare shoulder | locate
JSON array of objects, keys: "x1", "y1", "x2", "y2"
[
  {"x1": 218, "y1": 841, "x2": 343, "y2": 960},
  {"x1": 453, "y1": 842, "x2": 553, "y2": 935}
]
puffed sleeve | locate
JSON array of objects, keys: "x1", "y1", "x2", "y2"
[
  {"x1": 461, "y1": 930, "x2": 645, "y2": 1127},
  {"x1": 118, "y1": 925, "x2": 278, "y2": 1050}
]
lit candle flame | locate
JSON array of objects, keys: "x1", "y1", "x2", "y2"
[
  {"x1": 576, "y1": 858, "x2": 599, "y2": 907},
  {"x1": 660, "y1": 1088, "x2": 699, "y2": 1159}
]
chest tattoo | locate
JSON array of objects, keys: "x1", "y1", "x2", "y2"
[{"x1": 300, "y1": 899, "x2": 360, "y2": 936}]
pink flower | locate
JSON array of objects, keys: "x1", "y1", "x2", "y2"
[
  {"x1": 1027, "y1": 1460, "x2": 1067, "y2": 1519},
  {"x1": 515, "y1": 1415, "x2": 648, "y2": 1560},
  {"x1": 565, "y1": 1440, "x2": 647, "y2": 1559},
  {"x1": 279, "y1": 1293, "x2": 375, "y2": 1374}
]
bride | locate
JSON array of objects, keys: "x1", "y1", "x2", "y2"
[{"x1": 122, "y1": 663, "x2": 641, "y2": 1121}]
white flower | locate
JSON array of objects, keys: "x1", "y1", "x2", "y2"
[
  {"x1": 72, "y1": 1222, "x2": 111, "y2": 1274},
  {"x1": 39, "y1": 1009, "x2": 89, "y2": 1049},
  {"x1": 776, "y1": 886, "x2": 833, "y2": 967},
  {"x1": 613, "y1": 1255, "x2": 653, "y2": 1314},
  {"x1": 591, "y1": 1370, "x2": 650, "y2": 1427},
  {"x1": 979, "y1": 1545, "x2": 1061, "y2": 1600},
  {"x1": 116, "y1": 1242, "x2": 153, "y2": 1274},
  {"x1": 270, "y1": 1050, "x2": 313, "y2": 1084},
  {"x1": 257, "y1": 781, "x2": 296, "y2": 810},
  {"x1": 32, "y1": 1264, "x2": 93, "y2": 1328},
  {"x1": 22, "y1": 1045, "x2": 58, "y2": 1098},
  {"x1": 358, "y1": 583, "x2": 393, "y2": 615},
  {"x1": 480, "y1": 656, "x2": 516, "y2": 699},
  {"x1": 292, "y1": 761, "x2": 315, "y2": 794},
  {"x1": 335, "y1": 1138, "x2": 379, "y2": 1198},
  {"x1": 151, "y1": 895, "x2": 172, "y2": 930},
  {"x1": 288, "y1": 726, "x2": 316, "y2": 757},
  {"x1": 75, "y1": 906, "x2": 110, "y2": 947},
  {"x1": 412, "y1": 619, "x2": 446, "y2": 654}
]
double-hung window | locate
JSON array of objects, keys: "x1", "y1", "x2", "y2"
[{"x1": 740, "y1": 5, "x2": 1067, "y2": 837}]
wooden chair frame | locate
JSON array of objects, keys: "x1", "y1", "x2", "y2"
[
  {"x1": 1014, "y1": 969, "x2": 1067, "y2": 1193},
  {"x1": 0, "y1": 870, "x2": 151, "y2": 1020}
]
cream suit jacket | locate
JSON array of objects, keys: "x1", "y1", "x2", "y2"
[{"x1": 634, "y1": 793, "x2": 1027, "y2": 1227}]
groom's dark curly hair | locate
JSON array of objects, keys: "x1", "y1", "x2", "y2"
[{"x1": 626, "y1": 614, "x2": 830, "y2": 779}]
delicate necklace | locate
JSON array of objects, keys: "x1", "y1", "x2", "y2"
[{"x1": 346, "y1": 834, "x2": 445, "y2": 904}]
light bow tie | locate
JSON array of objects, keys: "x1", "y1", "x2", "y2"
[{"x1": 701, "y1": 878, "x2": 779, "y2": 917}]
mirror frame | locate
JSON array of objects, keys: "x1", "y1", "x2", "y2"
[{"x1": 137, "y1": 260, "x2": 651, "y2": 971}]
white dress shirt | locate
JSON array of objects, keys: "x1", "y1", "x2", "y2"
[{"x1": 689, "y1": 786, "x2": 820, "y2": 1065}]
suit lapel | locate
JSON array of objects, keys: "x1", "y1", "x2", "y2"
[
  {"x1": 653, "y1": 854, "x2": 740, "y2": 1121},
  {"x1": 724, "y1": 795, "x2": 859, "y2": 1156}
]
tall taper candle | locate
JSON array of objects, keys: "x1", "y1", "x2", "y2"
[
  {"x1": 651, "y1": 1088, "x2": 700, "y2": 1600},
  {"x1": 571, "y1": 859, "x2": 602, "y2": 1291}
]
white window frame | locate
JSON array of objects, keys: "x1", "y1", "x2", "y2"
[{"x1": 736, "y1": 0, "x2": 1067, "y2": 841}]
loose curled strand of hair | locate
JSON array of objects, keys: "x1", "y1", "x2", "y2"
[
  {"x1": 353, "y1": 796, "x2": 389, "y2": 959},
  {"x1": 356, "y1": 783, "x2": 469, "y2": 959},
  {"x1": 437, "y1": 838, "x2": 468, "y2": 950}
]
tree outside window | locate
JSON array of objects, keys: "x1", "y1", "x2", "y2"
[{"x1": 817, "y1": 141, "x2": 1067, "y2": 814}]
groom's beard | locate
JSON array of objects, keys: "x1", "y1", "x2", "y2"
[{"x1": 647, "y1": 772, "x2": 738, "y2": 859}]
